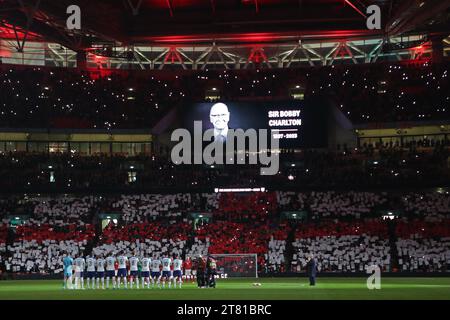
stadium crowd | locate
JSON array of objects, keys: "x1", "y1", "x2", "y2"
[
  {"x1": 291, "y1": 220, "x2": 391, "y2": 272},
  {"x1": 6, "y1": 239, "x2": 88, "y2": 273},
  {"x1": 0, "y1": 190, "x2": 448, "y2": 275},
  {"x1": 0, "y1": 145, "x2": 449, "y2": 191},
  {"x1": 112, "y1": 194, "x2": 195, "y2": 223},
  {"x1": 0, "y1": 61, "x2": 449, "y2": 129}
]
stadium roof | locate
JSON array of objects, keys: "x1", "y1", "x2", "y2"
[{"x1": 1, "y1": 0, "x2": 449, "y2": 50}]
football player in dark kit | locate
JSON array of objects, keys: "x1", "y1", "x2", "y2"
[
  {"x1": 194, "y1": 254, "x2": 207, "y2": 288},
  {"x1": 206, "y1": 255, "x2": 217, "y2": 288}
]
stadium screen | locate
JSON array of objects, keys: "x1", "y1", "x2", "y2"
[{"x1": 182, "y1": 98, "x2": 329, "y2": 148}]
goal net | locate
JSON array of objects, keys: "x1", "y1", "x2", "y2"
[{"x1": 209, "y1": 253, "x2": 258, "y2": 278}]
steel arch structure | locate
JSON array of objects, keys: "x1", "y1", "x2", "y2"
[{"x1": 1, "y1": 33, "x2": 447, "y2": 70}]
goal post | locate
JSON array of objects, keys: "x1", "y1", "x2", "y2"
[{"x1": 209, "y1": 253, "x2": 258, "y2": 278}]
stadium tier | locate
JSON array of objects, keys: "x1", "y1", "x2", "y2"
[
  {"x1": 0, "y1": 62, "x2": 449, "y2": 129},
  {"x1": 0, "y1": 192, "x2": 449, "y2": 275},
  {"x1": 0, "y1": 147, "x2": 449, "y2": 191}
]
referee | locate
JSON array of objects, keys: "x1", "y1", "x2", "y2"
[
  {"x1": 206, "y1": 255, "x2": 217, "y2": 288},
  {"x1": 306, "y1": 254, "x2": 317, "y2": 286}
]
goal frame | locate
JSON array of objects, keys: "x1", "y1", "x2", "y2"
[{"x1": 209, "y1": 253, "x2": 258, "y2": 278}]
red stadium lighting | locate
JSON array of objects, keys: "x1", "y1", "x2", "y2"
[
  {"x1": 0, "y1": 24, "x2": 41, "y2": 41},
  {"x1": 165, "y1": 0, "x2": 174, "y2": 17},
  {"x1": 139, "y1": 29, "x2": 378, "y2": 45},
  {"x1": 248, "y1": 46, "x2": 267, "y2": 63},
  {"x1": 241, "y1": 0, "x2": 259, "y2": 13},
  {"x1": 92, "y1": 54, "x2": 105, "y2": 62},
  {"x1": 344, "y1": 0, "x2": 367, "y2": 18}
]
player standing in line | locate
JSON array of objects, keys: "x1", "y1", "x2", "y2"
[
  {"x1": 161, "y1": 254, "x2": 172, "y2": 289},
  {"x1": 129, "y1": 252, "x2": 140, "y2": 289},
  {"x1": 140, "y1": 255, "x2": 151, "y2": 289},
  {"x1": 96, "y1": 254, "x2": 106, "y2": 289},
  {"x1": 74, "y1": 253, "x2": 86, "y2": 289},
  {"x1": 86, "y1": 255, "x2": 96, "y2": 289},
  {"x1": 184, "y1": 256, "x2": 193, "y2": 283},
  {"x1": 191, "y1": 257, "x2": 198, "y2": 284},
  {"x1": 172, "y1": 254, "x2": 183, "y2": 289},
  {"x1": 150, "y1": 254, "x2": 161, "y2": 289},
  {"x1": 62, "y1": 252, "x2": 74, "y2": 290},
  {"x1": 117, "y1": 252, "x2": 129, "y2": 289},
  {"x1": 105, "y1": 253, "x2": 116, "y2": 289}
]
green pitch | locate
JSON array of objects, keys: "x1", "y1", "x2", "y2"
[{"x1": 0, "y1": 278, "x2": 449, "y2": 300}]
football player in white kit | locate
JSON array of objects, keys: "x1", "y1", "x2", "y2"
[
  {"x1": 86, "y1": 255, "x2": 96, "y2": 289},
  {"x1": 96, "y1": 254, "x2": 106, "y2": 289},
  {"x1": 172, "y1": 253, "x2": 183, "y2": 289},
  {"x1": 74, "y1": 254, "x2": 86, "y2": 289},
  {"x1": 129, "y1": 252, "x2": 140, "y2": 289},
  {"x1": 140, "y1": 255, "x2": 151, "y2": 289},
  {"x1": 150, "y1": 253, "x2": 161, "y2": 289},
  {"x1": 161, "y1": 254, "x2": 172, "y2": 289},
  {"x1": 105, "y1": 253, "x2": 116, "y2": 289},
  {"x1": 116, "y1": 252, "x2": 129, "y2": 289}
]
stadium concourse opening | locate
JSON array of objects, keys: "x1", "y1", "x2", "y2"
[{"x1": 0, "y1": 0, "x2": 450, "y2": 310}]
